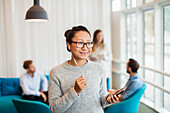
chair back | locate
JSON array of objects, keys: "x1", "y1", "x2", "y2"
[
  {"x1": 12, "y1": 99, "x2": 51, "y2": 113},
  {"x1": 104, "y1": 83, "x2": 147, "y2": 113}
]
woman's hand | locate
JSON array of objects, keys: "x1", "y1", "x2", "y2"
[
  {"x1": 99, "y1": 54, "x2": 105, "y2": 60},
  {"x1": 74, "y1": 75, "x2": 87, "y2": 94}
]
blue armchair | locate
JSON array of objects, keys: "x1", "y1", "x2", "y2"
[
  {"x1": 0, "y1": 75, "x2": 49, "y2": 113},
  {"x1": 12, "y1": 98, "x2": 51, "y2": 113},
  {"x1": 104, "y1": 83, "x2": 146, "y2": 113},
  {"x1": 0, "y1": 78, "x2": 22, "y2": 113}
]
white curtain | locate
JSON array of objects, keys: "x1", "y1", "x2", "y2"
[{"x1": 0, "y1": 0, "x2": 111, "y2": 78}]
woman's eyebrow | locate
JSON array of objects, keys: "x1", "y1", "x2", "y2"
[{"x1": 76, "y1": 39, "x2": 91, "y2": 41}]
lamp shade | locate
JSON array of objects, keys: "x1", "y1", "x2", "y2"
[{"x1": 25, "y1": 0, "x2": 48, "y2": 22}]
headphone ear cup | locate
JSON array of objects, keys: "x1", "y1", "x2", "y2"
[{"x1": 68, "y1": 45, "x2": 70, "y2": 50}]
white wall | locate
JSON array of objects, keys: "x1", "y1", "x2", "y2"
[
  {"x1": 111, "y1": 12, "x2": 121, "y2": 89},
  {"x1": 0, "y1": 0, "x2": 112, "y2": 77}
]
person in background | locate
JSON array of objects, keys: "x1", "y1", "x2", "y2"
[
  {"x1": 20, "y1": 60, "x2": 48, "y2": 105},
  {"x1": 89, "y1": 29, "x2": 112, "y2": 90},
  {"x1": 110, "y1": 58, "x2": 143, "y2": 101},
  {"x1": 89, "y1": 29, "x2": 112, "y2": 66},
  {"x1": 48, "y1": 26, "x2": 119, "y2": 113}
]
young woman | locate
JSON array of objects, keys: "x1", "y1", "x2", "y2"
[
  {"x1": 48, "y1": 26, "x2": 118, "y2": 113},
  {"x1": 89, "y1": 30, "x2": 112, "y2": 78},
  {"x1": 89, "y1": 30, "x2": 112, "y2": 63}
]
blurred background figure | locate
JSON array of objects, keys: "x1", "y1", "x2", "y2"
[
  {"x1": 89, "y1": 29, "x2": 112, "y2": 90},
  {"x1": 20, "y1": 60, "x2": 48, "y2": 105},
  {"x1": 89, "y1": 30, "x2": 112, "y2": 78}
]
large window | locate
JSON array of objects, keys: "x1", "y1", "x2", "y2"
[
  {"x1": 127, "y1": 13, "x2": 137, "y2": 59},
  {"x1": 163, "y1": 5, "x2": 170, "y2": 112},
  {"x1": 112, "y1": 0, "x2": 170, "y2": 112},
  {"x1": 144, "y1": 10, "x2": 155, "y2": 102}
]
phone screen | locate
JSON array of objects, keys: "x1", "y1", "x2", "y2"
[{"x1": 115, "y1": 87, "x2": 127, "y2": 96}]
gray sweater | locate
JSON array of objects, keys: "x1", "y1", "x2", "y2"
[{"x1": 48, "y1": 60, "x2": 110, "y2": 113}]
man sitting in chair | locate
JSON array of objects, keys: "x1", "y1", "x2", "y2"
[
  {"x1": 20, "y1": 60, "x2": 48, "y2": 105},
  {"x1": 112, "y1": 58, "x2": 143, "y2": 101}
]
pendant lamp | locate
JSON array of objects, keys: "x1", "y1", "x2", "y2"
[{"x1": 25, "y1": 0, "x2": 48, "y2": 22}]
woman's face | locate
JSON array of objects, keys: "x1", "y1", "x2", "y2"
[
  {"x1": 96, "y1": 32, "x2": 103, "y2": 43},
  {"x1": 68, "y1": 31, "x2": 92, "y2": 60}
]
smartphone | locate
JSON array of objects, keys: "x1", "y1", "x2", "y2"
[
  {"x1": 108, "y1": 87, "x2": 127, "y2": 103},
  {"x1": 115, "y1": 87, "x2": 127, "y2": 96}
]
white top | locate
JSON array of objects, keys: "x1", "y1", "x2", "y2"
[
  {"x1": 89, "y1": 44, "x2": 112, "y2": 77},
  {"x1": 89, "y1": 44, "x2": 112, "y2": 64},
  {"x1": 20, "y1": 72, "x2": 48, "y2": 96}
]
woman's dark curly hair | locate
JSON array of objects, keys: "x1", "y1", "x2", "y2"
[{"x1": 64, "y1": 25, "x2": 91, "y2": 52}]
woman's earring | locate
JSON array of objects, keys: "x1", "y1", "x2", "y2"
[{"x1": 68, "y1": 45, "x2": 70, "y2": 50}]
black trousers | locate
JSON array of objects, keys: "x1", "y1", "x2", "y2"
[{"x1": 22, "y1": 91, "x2": 48, "y2": 105}]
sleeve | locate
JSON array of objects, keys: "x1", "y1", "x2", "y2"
[
  {"x1": 48, "y1": 68, "x2": 80, "y2": 113},
  {"x1": 99, "y1": 69, "x2": 110, "y2": 108},
  {"x1": 20, "y1": 75, "x2": 41, "y2": 96},
  {"x1": 121, "y1": 82, "x2": 140, "y2": 100},
  {"x1": 40, "y1": 73, "x2": 48, "y2": 91}
]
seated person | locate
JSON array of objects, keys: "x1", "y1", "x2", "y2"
[
  {"x1": 111, "y1": 58, "x2": 143, "y2": 101},
  {"x1": 20, "y1": 60, "x2": 48, "y2": 105}
]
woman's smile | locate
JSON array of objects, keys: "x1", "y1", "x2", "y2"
[{"x1": 79, "y1": 52, "x2": 89, "y2": 55}]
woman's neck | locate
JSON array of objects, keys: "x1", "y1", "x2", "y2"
[
  {"x1": 96, "y1": 42, "x2": 100, "y2": 46},
  {"x1": 69, "y1": 56, "x2": 87, "y2": 66}
]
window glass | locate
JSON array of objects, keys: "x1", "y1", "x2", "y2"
[
  {"x1": 137, "y1": 0, "x2": 143, "y2": 6},
  {"x1": 144, "y1": 10, "x2": 155, "y2": 102},
  {"x1": 145, "y1": 0, "x2": 154, "y2": 4},
  {"x1": 145, "y1": 84, "x2": 155, "y2": 102},
  {"x1": 112, "y1": 0, "x2": 121, "y2": 12},
  {"x1": 144, "y1": 10, "x2": 155, "y2": 68},
  {"x1": 163, "y1": 6, "x2": 170, "y2": 112},
  {"x1": 127, "y1": 13, "x2": 137, "y2": 59},
  {"x1": 127, "y1": 0, "x2": 136, "y2": 8}
]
